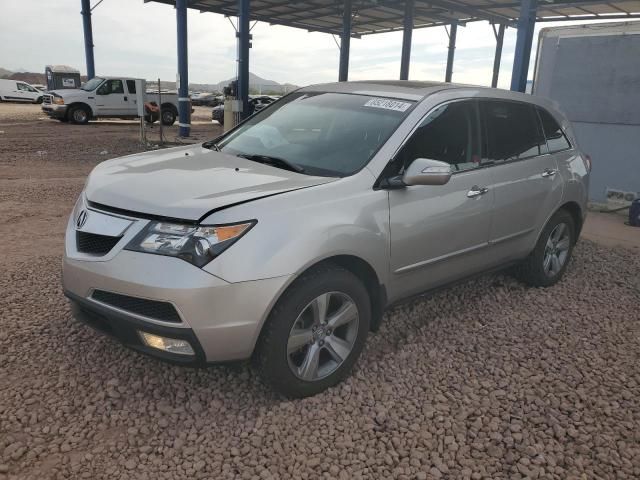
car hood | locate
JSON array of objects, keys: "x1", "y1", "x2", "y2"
[
  {"x1": 49, "y1": 89, "x2": 87, "y2": 100},
  {"x1": 85, "y1": 144, "x2": 337, "y2": 221}
]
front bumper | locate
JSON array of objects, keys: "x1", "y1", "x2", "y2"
[
  {"x1": 42, "y1": 104, "x2": 68, "y2": 118},
  {"x1": 63, "y1": 251, "x2": 291, "y2": 363},
  {"x1": 66, "y1": 290, "x2": 208, "y2": 365}
]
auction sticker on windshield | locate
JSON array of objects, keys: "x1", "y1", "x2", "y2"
[{"x1": 363, "y1": 98, "x2": 412, "y2": 112}]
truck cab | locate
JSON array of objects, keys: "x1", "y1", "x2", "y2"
[{"x1": 42, "y1": 76, "x2": 179, "y2": 125}]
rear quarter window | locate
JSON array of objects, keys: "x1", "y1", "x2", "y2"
[{"x1": 537, "y1": 107, "x2": 572, "y2": 153}]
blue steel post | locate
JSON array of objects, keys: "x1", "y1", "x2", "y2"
[
  {"x1": 445, "y1": 21, "x2": 457, "y2": 83},
  {"x1": 510, "y1": 0, "x2": 538, "y2": 92},
  {"x1": 81, "y1": 0, "x2": 95, "y2": 79},
  {"x1": 176, "y1": 0, "x2": 190, "y2": 137},
  {"x1": 339, "y1": 0, "x2": 352, "y2": 82},
  {"x1": 238, "y1": 0, "x2": 251, "y2": 119},
  {"x1": 492, "y1": 24, "x2": 506, "y2": 88},
  {"x1": 400, "y1": 0, "x2": 414, "y2": 80}
]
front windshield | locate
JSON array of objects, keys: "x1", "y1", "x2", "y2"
[
  {"x1": 216, "y1": 92, "x2": 414, "y2": 177},
  {"x1": 81, "y1": 77, "x2": 104, "y2": 91}
]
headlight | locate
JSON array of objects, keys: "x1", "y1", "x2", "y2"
[
  {"x1": 53, "y1": 96, "x2": 65, "y2": 105},
  {"x1": 125, "y1": 221, "x2": 255, "y2": 267}
]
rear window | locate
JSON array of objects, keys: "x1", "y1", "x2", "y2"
[
  {"x1": 537, "y1": 107, "x2": 572, "y2": 152},
  {"x1": 126, "y1": 80, "x2": 136, "y2": 94},
  {"x1": 481, "y1": 100, "x2": 547, "y2": 163}
]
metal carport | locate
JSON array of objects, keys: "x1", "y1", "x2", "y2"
[{"x1": 81, "y1": 0, "x2": 640, "y2": 136}]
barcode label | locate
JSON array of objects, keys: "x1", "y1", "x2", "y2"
[{"x1": 363, "y1": 98, "x2": 412, "y2": 112}]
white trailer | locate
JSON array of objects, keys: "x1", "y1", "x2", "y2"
[{"x1": 533, "y1": 21, "x2": 640, "y2": 204}]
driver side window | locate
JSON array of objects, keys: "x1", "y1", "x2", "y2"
[
  {"x1": 97, "y1": 79, "x2": 124, "y2": 95},
  {"x1": 389, "y1": 100, "x2": 481, "y2": 176}
]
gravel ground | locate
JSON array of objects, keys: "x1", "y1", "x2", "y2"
[{"x1": 1, "y1": 103, "x2": 640, "y2": 480}]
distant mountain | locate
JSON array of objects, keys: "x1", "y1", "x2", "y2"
[
  {"x1": 213, "y1": 72, "x2": 297, "y2": 94},
  {"x1": 0, "y1": 66, "x2": 297, "y2": 94}
]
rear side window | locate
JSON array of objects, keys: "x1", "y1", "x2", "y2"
[
  {"x1": 481, "y1": 100, "x2": 547, "y2": 163},
  {"x1": 537, "y1": 107, "x2": 572, "y2": 152},
  {"x1": 394, "y1": 100, "x2": 481, "y2": 173},
  {"x1": 126, "y1": 80, "x2": 136, "y2": 94}
]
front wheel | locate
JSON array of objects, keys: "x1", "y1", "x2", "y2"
[
  {"x1": 68, "y1": 105, "x2": 90, "y2": 124},
  {"x1": 254, "y1": 265, "x2": 370, "y2": 398},
  {"x1": 514, "y1": 209, "x2": 575, "y2": 287}
]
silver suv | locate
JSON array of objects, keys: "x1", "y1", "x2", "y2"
[{"x1": 63, "y1": 81, "x2": 590, "y2": 397}]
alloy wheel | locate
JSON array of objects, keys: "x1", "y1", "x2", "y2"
[
  {"x1": 287, "y1": 292, "x2": 359, "y2": 381},
  {"x1": 73, "y1": 109, "x2": 87, "y2": 123},
  {"x1": 543, "y1": 222, "x2": 571, "y2": 277}
]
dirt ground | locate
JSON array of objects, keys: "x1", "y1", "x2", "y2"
[{"x1": 1, "y1": 102, "x2": 639, "y2": 480}]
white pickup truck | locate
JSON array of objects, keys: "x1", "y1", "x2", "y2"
[{"x1": 42, "y1": 76, "x2": 180, "y2": 125}]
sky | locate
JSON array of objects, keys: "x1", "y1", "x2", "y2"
[{"x1": 0, "y1": 0, "x2": 627, "y2": 89}]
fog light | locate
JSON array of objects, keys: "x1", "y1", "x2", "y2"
[{"x1": 138, "y1": 331, "x2": 195, "y2": 355}]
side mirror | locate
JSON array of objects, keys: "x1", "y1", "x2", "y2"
[{"x1": 402, "y1": 158, "x2": 452, "y2": 186}]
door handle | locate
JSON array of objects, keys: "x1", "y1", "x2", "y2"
[
  {"x1": 467, "y1": 186, "x2": 489, "y2": 198},
  {"x1": 541, "y1": 168, "x2": 557, "y2": 178},
  {"x1": 124, "y1": 96, "x2": 128, "y2": 101}
]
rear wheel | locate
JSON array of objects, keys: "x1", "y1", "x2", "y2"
[
  {"x1": 68, "y1": 105, "x2": 90, "y2": 125},
  {"x1": 514, "y1": 209, "x2": 575, "y2": 287},
  {"x1": 254, "y1": 265, "x2": 370, "y2": 398},
  {"x1": 161, "y1": 107, "x2": 176, "y2": 126}
]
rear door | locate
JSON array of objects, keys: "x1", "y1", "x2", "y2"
[
  {"x1": 94, "y1": 79, "x2": 128, "y2": 116},
  {"x1": 387, "y1": 100, "x2": 495, "y2": 299},
  {"x1": 124, "y1": 80, "x2": 139, "y2": 116},
  {"x1": 480, "y1": 99, "x2": 563, "y2": 259}
]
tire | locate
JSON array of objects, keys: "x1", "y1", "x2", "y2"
[
  {"x1": 254, "y1": 264, "x2": 371, "y2": 398},
  {"x1": 160, "y1": 107, "x2": 176, "y2": 126},
  {"x1": 514, "y1": 209, "x2": 575, "y2": 287},
  {"x1": 68, "y1": 105, "x2": 90, "y2": 125},
  {"x1": 35, "y1": 96, "x2": 43, "y2": 104}
]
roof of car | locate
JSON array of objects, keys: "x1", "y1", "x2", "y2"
[{"x1": 298, "y1": 80, "x2": 537, "y2": 103}]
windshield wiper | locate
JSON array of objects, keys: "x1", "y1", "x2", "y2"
[
  {"x1": 237, "y1": 153, "x2": 305, "y2": 173},
  {"x1": 202, "y1": 140, "x2": 221, "y2": 151}
]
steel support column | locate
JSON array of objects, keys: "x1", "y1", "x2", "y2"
[
  {"x1": 237, "y1": 0, "x2": 251, "y2": 119},
  {"x1": 445, "y1": 21, "x2": 457, "y2": 83},
  {"x1": 491, "y1": 24, "x2": 506, "y2": 88},
  {"x1": 400, "y1": 0, "x2": 414, "y2": 80},
  {"x1": 339, "y1": 0, "x2": 352, "y2": 82},
  {"x1": 510, "y1": 0, "x2": 537, "y2": 92},
  {"x1": 81, "y1": 0, "x2": 95, "y2": 80},
  {"x1": 176, "y1": 0, "x2": 190, "y2": 137}
]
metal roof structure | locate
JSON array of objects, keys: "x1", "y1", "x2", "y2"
[{"x1": 147, "y1": 0, "x2": 640, "y2": 36}]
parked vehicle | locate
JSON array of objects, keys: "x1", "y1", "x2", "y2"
[
  {"x1": 211, "y1": 95, "x2": 277, "y2": 125},
  {"x1": 0, "y1": 79, "x2": 43, "y2": 103},
  {"x1": 63, "y1": 81, "x2": 590, "y2": 397},
  {"x1": 42, "y1": 76, "x2": 180, "y2": 125},
  {"x1": 192, "y1": 92, "x2": 222, "y2": 107}
]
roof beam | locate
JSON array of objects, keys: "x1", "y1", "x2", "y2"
[{"x1": 416, "y1": 0, "x2": 517, "y2": 26}]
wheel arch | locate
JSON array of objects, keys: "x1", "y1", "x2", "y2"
[
  {"x1": 558, "y1": 201, "x2": 583, "y2": 242},
  {"x1": 161, "y1": 102, "x2": 178, "y2": 114},
  {"x1": 67, "y1": 102, "x2": 93, "y2": 118},
  {"x1": 259, "y1": 254, "x2": 387, "y2": 347}
]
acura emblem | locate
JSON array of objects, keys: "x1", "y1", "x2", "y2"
[{"x1": 76, "y1": 209, "x2": 88, "y2": 229}]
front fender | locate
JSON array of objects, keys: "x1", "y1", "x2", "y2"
[{"x1": 201, "y1": 175, "x2": 390, "y2": 287}]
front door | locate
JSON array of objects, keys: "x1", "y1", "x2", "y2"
[
  {"x1": 15, "y1": 82, "x2": 39, "y2": 102},
  {"x1": 479, "y1": 100, "x2": 564, "y2": 259},
  {"x1": 95, "y1": 79, "x2": 128, "y2": 116},
  {"x1": 387, "y1": 100, "x2": 494, "y2": 300}
]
